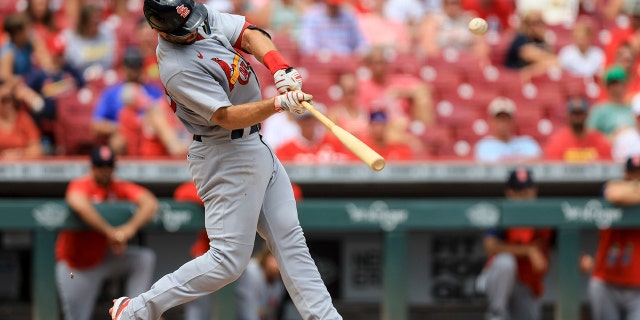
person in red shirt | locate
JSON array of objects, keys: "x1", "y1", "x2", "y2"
[
  {"x1": 362, "y1": 110, "x2": 414, "y2": 161},
  {"x1": 476, "y1": 168, "x2": 554, "y2": 320},
  {"x1": 580, "y1": 156, "x2": 640, "y2": 320},
  {"x1": 55, "y1": 145, "x2": 158, "y2": 320},
  {"x1": 544, "y1": 97, "x2": 611, "y2": 162},
  {"x1": 0, "y1": 79, "x2": 42, "y2": 159},
  {"x1": 275, "y1": 103, "x2": 354, "y2": 164}
]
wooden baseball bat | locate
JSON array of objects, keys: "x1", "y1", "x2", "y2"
[{"x1": 301, "y1": 101, "x2": 386, "y2": 172}]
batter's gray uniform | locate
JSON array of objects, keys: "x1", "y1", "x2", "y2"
[{"x1": 120, "y1": 6, "x2": 341, "y2": 320}]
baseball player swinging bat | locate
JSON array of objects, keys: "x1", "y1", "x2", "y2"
[{"x1": 301, "y1": 101, "x2": 386, "y2": 171}]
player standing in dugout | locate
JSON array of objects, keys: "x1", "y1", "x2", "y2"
[{"x1": 109, "y1": 0, "x2": 343, "y2": 319}]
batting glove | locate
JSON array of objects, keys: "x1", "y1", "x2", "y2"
[
  {"x1": 274, "y1": 90, "x2": 313, "y2": 114},
  {"x1": 273, "y1": 67, "x2": 302, "y2": 93}
]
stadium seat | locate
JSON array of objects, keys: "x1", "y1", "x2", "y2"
[{"x1": 55, "y1": 88, "x2": 99, "y2": 155}]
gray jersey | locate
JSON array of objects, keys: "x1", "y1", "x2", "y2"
[{"x1": 157, "y1": 5, "x2": 262, "y2": 140}]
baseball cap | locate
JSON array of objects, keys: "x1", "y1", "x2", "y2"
[
  {"x1": 123, "y1": 47, "x2": 144, "y2": 69},
  {"x1": 626, "y1": 154, "x2": 640, "y2": 172},
  {"x1": 566, "y1": 97, "x2": 589, "y2": 113},
  {"x1": 506, "y1": 167, "x2": 535, "y2": 190},
  {"x1": 370, "y1": 111, "x2": 388, "y2": 123},
  {"x1": 604, "y1": 65, "x2": 627, "y2": 85},
  {"x1": 488, "y1": 97, "x2": 516, "y2": 116},
  {"x1": 90, "y1": 145, "x2": 116, "y2": 167}
]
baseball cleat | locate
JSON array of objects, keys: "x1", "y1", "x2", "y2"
[{"x1": 109, "y1": 296, "x2": 130, "y2": 320}]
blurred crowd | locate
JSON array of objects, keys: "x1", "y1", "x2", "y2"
[{"x1": 1, "y1": 0, "x2": 640, "y2": 164}]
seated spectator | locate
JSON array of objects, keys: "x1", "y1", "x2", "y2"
[
  {"x1": 298, "y1": 0, "x2": 368, "y2": 57},
  {"x1": 382, "y1": 0, "x2": 427, "y2": 25},
  {"x1": 275, "y1": 104, "x2": 353, "y2": 163},
  {"x1": 611, "y1": 93, "x2": 640, "y2": 162},
  {"x1": 91, "y1": 47, "x2": 164, "y2": 155},
  {"x1": 251, "y1": 0, "x2": 308, "y2": 43},
  {"x1": 587, "y1": 66, "x2": 635, "y2": 137},
  {"x1": 261, "y1": 112, "x2": 301, "y2": 151},
  {"x1": 504, "y1": 10, "x2": 559, "y2": 81},
  {"x1": 0, "y1": 79, "x2": 43, "y2": 159},
  {"x1": 55, "y1": 145, "x2": 157, "y2": 320},
  {"x1": 25, "y1": 0, "x2": 69, "y2": 39},
  {"x1": 558, "y1": 19, "x2": 604, "y2": 78},
  {"x1": 516, "y1": 0, "x2": 579, "y2": 26},
  {"x1": 0, "y1": 13, "x2": 52, "y2": 81},
  {"x1": 63, "y1": 3, "x2": 117, "y2": 81},
  {"x1": 355, "y1": 0, "x2": 412, "y2": 53},
  {"x1": 604, "y1": 2, "x2": 640, "y2": 66},
  {"x1": 544, "y1": 97, "x2": 611, "y2": 162},
  {"x1": 26, "y1": 33, "x2": 84, "y2": 154},
  {"x1": 474, "y1": 97, "x2": 542, "y2": 163},
  {"x1": 117, "y1": 83, "x2": 190, "y2": 158},
  {"x1": 357, "y1": 46, "x2": 431, "y2": 153},
  {"x1": 327, "y1": 72, "x2": 370, "y2": 139},
  {"x1": 362, "y1": 111, "x2": 414, "y2": 161},
  {"x1": 416, "y1": 0, "x2": 489, "y2": 63}
]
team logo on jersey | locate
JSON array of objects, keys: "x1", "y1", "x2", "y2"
[
  {"x1": 212, "y1": 54, "x2": 252, "y2": 91},
  {"x1": 196, "y1": 50, "x2": 203, "y2": 59},
  {"x1": 176, "y1": 5, "x2": 190, "y2": 18}
]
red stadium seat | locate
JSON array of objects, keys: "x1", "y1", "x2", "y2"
[{"x1": 55, "y1": 88, "x2": 100, "y2": 155}]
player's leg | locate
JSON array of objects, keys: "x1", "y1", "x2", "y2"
[
  {"x1": 120, "y1": 139, "x2": 272, "y2": 319},
  {"x1": 56, "y1": 261, "x2": 107, "y2": 320},
  {"x1": 102, "y1": 246, "x2": 156, "y2": 297},
  {"x1": 508, "y1": 281, "x2": 541, "y2": 320},
  {"x1": 620, "y1": 287, "x2": 640, "y2": 320},
  {"x1": 482, "y1": 253, "x2": 517, "y2": 320},
  {"x1": 183, "y1": 295, "x2": 213, "y2": 320},
  {"x1": 257, "y1": 158, "x2": 342, "y2": 320},
  {"x1": 588, "y1": 278, "x2": 621, "y2": 320}
]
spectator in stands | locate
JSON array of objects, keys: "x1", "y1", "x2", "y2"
[
  {"x1": 611, "y1": 93, "x2": 640, "y2": 162},
  {"x1": 362, "y1": 110, "x2": 414, "y2": 161},
  {"x1": 55, "y1": 145, "x2": 157, "y2": 320},
  {"x1": 355, "y1": 0, "x2": 412, "y2": 53},
  {"x1": 603, "y1": 2, "x2": 640, "y2": 67},
  {"x1": 251, "y1": 0, "x2": 308, "y2": 43},
  {"x1": 275, "y1": 103, "x2": 353, "y2": 163},
  {"x1": 175, "y1": 180, "x2": 295, "y2": 320},
  {"x1": 63, "y1": 3, "x2": 117, "y2": 81},
  {"x1": 416, "y1": 0, "x2": 490, "y2": 63},
  {"x1": 476, "y1": 168, "x2": 553, "y2": 320},
  {"x1": 558, "y1": 19, "x2": 605, "y2": 78},
  {"x1": 117, "y1": 83, "x2": 190, "y2": 158},
  {"x1": 382, "y1": 0, "x2": 427, "y2": 26},
  {"x1": 357, "y1": 45, "x2": 432, "y2": 154},
  {"x1": 474, "y1": 97, "x2": 542, "y2": 163},
  {"x1": 504, "y1": 10, "x2": 559, "y2": 81},
  {"x1": 0, "y1": 13, "x2": 52, "y2": 81},
  {"x1": 132, "y1": 17, "x2": 161, "y2": 85},
  {"x1": 587, "y1": 65, "x2": 635, "y2": 137},
  {"x1": 516, "y1": 0, "x2": 579, "y2": 27},
  {"x1": 298, "y1": 0, "x2": 368, "y2": 57},
  {"x1": 579, "y1": 155, "x2": 640, "y2": 320},
  {"x1": 327, "y1": 72, "x2": 370, "y2": 140},
  {"x1": 26, "y1": 33, "x2": 85, "y2": 154},
  {"x1": 25, "y1": 0, "x2": 67, "y2": 40},
  {"x1": 543, "y1": 96, "x2": 611, "y2": 162},
  {"x1": 0, "y1": 79, "x2": 42, "y2": 159},
  {"x1": 91, "y1": 47, "x2": 164, "y2": 155}
]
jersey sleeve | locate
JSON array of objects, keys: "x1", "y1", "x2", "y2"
[
  {"x1": 209, "y1": 9, "x2": 246, "y2": 46},
  {"x1": 165, "y1": 71, "x2": 231, "y2": 122}
]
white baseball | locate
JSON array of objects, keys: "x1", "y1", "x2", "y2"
[{"x1": 469, "y1": 17, "x2": 488, "y2": 35}]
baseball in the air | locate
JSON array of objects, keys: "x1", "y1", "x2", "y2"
[{"x1": 469, "y1": 17, "x2": 488, "y2": 35}]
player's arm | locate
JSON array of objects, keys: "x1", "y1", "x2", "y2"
[
  {"x1": 484, "y1": 235, "x2": 546, "y2": 272},
  {"x1": 66, "y1": 190, "x2": 118, "y2": 236},
  {"x1": 604, "y1": 180, "x2": 640, "y2": 206},
  {"x1": 118, "y1": 189, "x2": 158, "y2": 241}
]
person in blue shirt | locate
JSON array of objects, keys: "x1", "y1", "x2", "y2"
[{"x1": 91, "y1": 47, "x2": 163, "y2": 155}]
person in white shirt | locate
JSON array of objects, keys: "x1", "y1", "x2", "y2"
[
  {"x1": 558, "y1": 19, "x2": 605, "y2": 78},
  {"x1": 612, "y1": 93, "x2": 640, "y2": 162}
]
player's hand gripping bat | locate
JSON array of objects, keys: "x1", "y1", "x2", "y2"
[{"x1": 301, "y1": 101, "x2": 386, "y2": 171}]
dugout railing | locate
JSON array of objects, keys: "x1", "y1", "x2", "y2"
[{"x1": 1, "y1": 198, "x2": 638, "y2": 320}]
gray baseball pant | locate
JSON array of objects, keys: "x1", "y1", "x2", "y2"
[
  {"x1": 56, "y1": 246, "x2": 155, "y2": 320},
  {"x1": 123, "y1": 135, "x2": 341, "y2": 320},
  {"x1": 589, "y1": 278, "x2": 640, "y2": 320},
  {"x1": 477, "y1": 253, "x2": 541, "y2": 320}
]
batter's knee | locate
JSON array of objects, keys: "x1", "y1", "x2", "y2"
[{"x1": 210, "y1": 242, "x2": 254, "y2": 281}]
